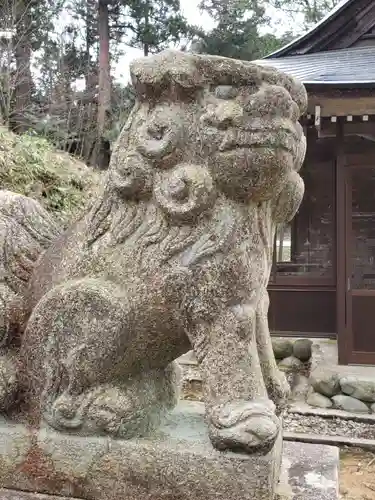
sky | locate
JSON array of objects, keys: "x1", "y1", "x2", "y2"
[
  {"x1": 112, "y1": 0, "x2": 212, "y2": 81},
  {"x1": 55, "y1": 0, "x2": 304, "y2": 89},
  {"x1": 110, "y1": 1, "x2": 300, "y2": 83}
]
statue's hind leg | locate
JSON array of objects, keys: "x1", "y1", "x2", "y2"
[{"x1": 20, "y1": 278, "x2": 180, "y2": 437}]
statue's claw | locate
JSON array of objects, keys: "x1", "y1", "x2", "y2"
[{"x1": 208, "y1": 398, "x2": 280, "y2": 454}]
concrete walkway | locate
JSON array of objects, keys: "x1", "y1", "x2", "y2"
[{"x1": 310, "y1": 339, "x2": 375, "y2": 378}]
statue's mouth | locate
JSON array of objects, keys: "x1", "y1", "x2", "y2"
[{"x1": 219, "y1": 121, "x2": 301, "y2": 155}]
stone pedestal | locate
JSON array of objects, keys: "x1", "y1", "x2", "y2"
[{"x1": 0, "y1": 401, "x2": 282, "y2": 500}]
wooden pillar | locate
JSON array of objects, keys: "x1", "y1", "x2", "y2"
[{"x1": 336, "y1": 119, "x2": 348, "y2": 365}]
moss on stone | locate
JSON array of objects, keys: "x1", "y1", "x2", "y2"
[{"x1": 0, "y1": 127, "x2": 101, "y2": 225}]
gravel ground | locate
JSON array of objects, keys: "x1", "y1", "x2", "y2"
[
  {"x1": 181, "y1": 369, "x2": 375, "y2": 441},
  {"x1": 284, "y1": 413, "x2": 375, "y2": 440}
]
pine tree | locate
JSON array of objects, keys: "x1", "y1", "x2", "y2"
[
  {"x1": 121, "y1": 0, "x2": 190, "y2": 56},
  {"x1": 195, "y1": 0, "x2": 280, "y2": 60}
]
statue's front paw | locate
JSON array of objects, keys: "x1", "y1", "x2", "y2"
[{"x1": 208, "y1": 399, "x2": 280, "y2": 454}]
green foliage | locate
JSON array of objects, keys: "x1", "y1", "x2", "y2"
[
  {"x1": 0, "y1": 126, "x2": 100, "y2": 223},
  {"x1": 121, "y1": 0, "x2": 191, "y2": 55},
  {"x1": 194, "y1": 0, "x2": 286, "y2": 60}
]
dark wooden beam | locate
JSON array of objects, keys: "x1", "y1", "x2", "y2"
[
  {"x1": 281, "y1": 0, "x2": 374, "y2": 55},
  {"x1": 307, "y1": 96, "x2": 375, "y2": 117},
  {"x1": 332, "y1": 3, "x2": 375, "y2": 49},
  {"x1": 317, "y1": 119, "x2": 375, "y2": 138}
]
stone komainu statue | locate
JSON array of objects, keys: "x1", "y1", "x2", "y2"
[{"x1": 0, "y1": 51, "x2": 306, "y2": 454}]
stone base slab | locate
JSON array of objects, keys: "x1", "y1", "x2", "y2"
[
  {"x1": 0, "y1": 490, "x2": 78, "y2": 500},
  {"x1": 0, "y1": 401, "x2": 282, "y2": 500},
  {"x1": 278, "y1": 441, "x2": 339, "y2": 499}
]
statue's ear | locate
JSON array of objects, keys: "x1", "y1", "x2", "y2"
[{"x1": 273, "y1": 171, "x2": 304, "y2": 224}]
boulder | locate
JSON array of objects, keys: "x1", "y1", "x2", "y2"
[
  {"x1": 310, "y1": 372, "x2": 341, "y2": 398},
  {"x1": 293, "y1": 339, "x2": 313, "y2": 362},
  {"x1": 331, "y1": 395, "x2": 370, "y2": 414},
  {"x1": 340, "y1": 375, "x2": 375, "y2": 403},
  {"x1": 371, "y1": 403, "x2": 375, "y2": 414},
  {"x1": 272, "y1": 338, "x2": 293, "y2": 360},
  {"x1": 278, "y1": 356, "x2": 303, "y2": 373},
  {"x1": 307, "y1": 392, "x2": 333, "y2": 409}
]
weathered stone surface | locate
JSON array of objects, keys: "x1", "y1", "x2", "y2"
[
  {"x1": 278, "y1": 356, "x2": 303, "y2": 373},
  {"x1": 0, "y1": 441, "x2": 340, "y2": 500},
  {"x1": 277, "y1": 442, "x2": 339, "y2": 500},
  {"x1": 290, "y1": 374, "x2": 311, "y2": 402},
  {"x1": 307, "y1": 392, "x2": 333, "y2": 409},
  {"x1": 0, "y1": 51, "x2": 307, "y2": 458},
  {"x1": 310, "y1": 372, "x2": 341, "y2": 398},
  {"x1": 177, "y1": 350, "x2": 198, "y2": 366},
  {"x1": 340, "y1": 375, "x2": 375, "y2": 403},
  {"x1": 293, "y1": 339, "x2": 313, "y2": 362},
  {"x1": 272, "y1": 339, "x2": 293, "y2": 360},
  {"x1": 371, "y1": 403, "x2": 375, "y2": 414},
  {"x1": 0, "y1": 402, "x2": 283, "y2": 500},
  {"x1": 0, "y1": 190, "x2": 60, "y2": 411},
  {"x1": 331, "y1": 395, "x2": 370, "y2": 413}
]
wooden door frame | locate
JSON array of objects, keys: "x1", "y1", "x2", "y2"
[{"x1": 338, "y1": 126, "x2": 375, "y2": 365}]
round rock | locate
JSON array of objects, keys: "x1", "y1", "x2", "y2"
[
  {"x1": 293, "y1": 339, "x2": 313, "y2": 362},
  {"x1": 272, "y1": 338, "x2": 293, "y2": 360},
  {"x1": 340, "y1": 375, "x2": 375, "y2": 403},
  {"x1": 371, "y1": 403, "x2": 375, "y2": 414},
  {"x1": 310, "y1": 372, "x2": 341, "y2": 398},
  {"x1": 278, "y1": 356, "x2": 303, "y2": 373},
  {"x1": 307, "y1": 392, "x2": 333, "y2": 409},
  {"x1": 332, "y1": 394, "x2": 370, "y2": 414}
]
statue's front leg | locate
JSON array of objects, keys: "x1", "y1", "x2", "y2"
[
  {"x1": 256, "y1": 290, "x2": 290, "y2": 413},
  {"x1": 189, "y1": 303, "x2": 280, "y2": 454}
]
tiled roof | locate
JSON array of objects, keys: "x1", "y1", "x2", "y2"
[{"x1": 253, "y1": 46, "x2": 375, "y2": 85}]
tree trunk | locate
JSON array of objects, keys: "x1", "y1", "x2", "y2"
[
  {"x1": 92, "y1": 0, "x2": 111, "y2": 169},
  {"x1": 144, "y1": 1, "x2": 150, "y2": 56},
  {"x1": 11, "y1": 0, "x2": 33, "y2": 133}
]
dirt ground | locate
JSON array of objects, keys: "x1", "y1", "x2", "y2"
[{"x1": 340, "y1": 448, "x2": 375, "y2": 500}]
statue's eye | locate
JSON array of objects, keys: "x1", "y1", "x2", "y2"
[{"x1": 148, "y1": 124, "x2": 168, "y2": 140}]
